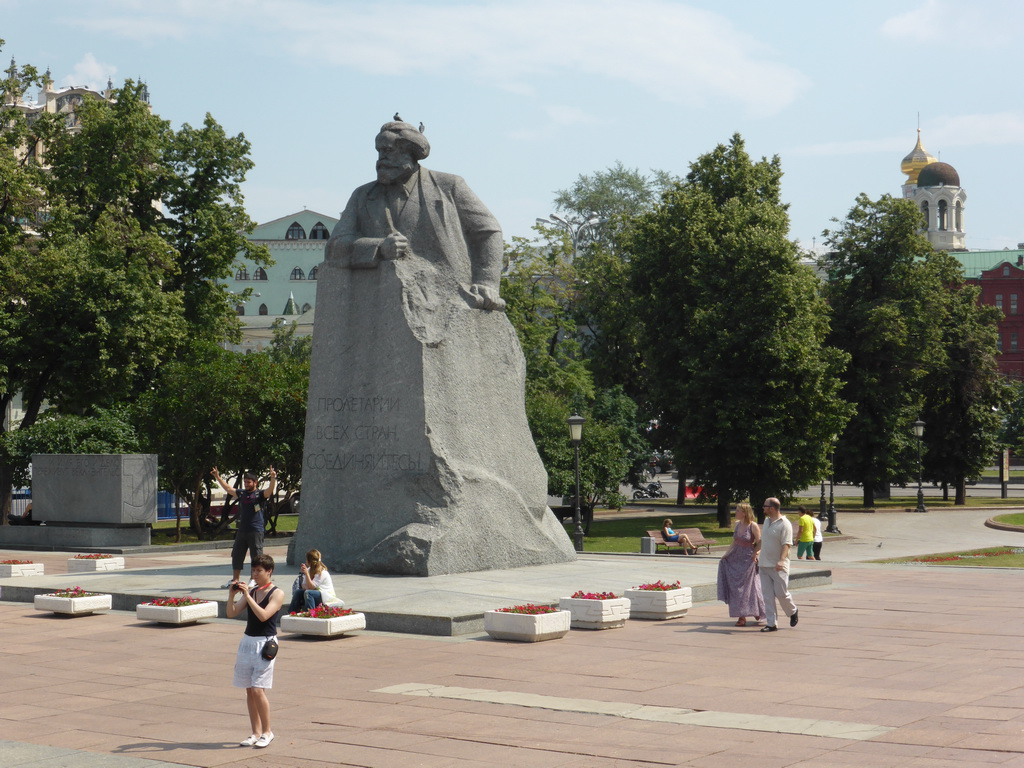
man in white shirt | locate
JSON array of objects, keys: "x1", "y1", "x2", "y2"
[{"x1": 758, "y1": 497, "x2": 798, "y2": 632}]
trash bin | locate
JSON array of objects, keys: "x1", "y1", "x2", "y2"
[{"x1": 640, "y1": 536, "x2": 656, "y2": 555}]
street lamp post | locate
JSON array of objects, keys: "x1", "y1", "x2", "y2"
[
  {"x1": 567, "y1": 413, "x2": 586, "y2": 552},
  {"x1": 536, "y1": 213, "x2": 602, "y2": 258},
  {"x1": 913, "y1": 419, "x2": 927, "y2": 513},
  {"x1": 818, "y1": 478, "x2": 827, "y2": 521},
  {"x1": 827, "y1": 442, "x2": 840, "y2": 534}
]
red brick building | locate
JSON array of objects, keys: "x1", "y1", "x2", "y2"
[{"x1": 959, "y1": 252, "x2": 1024, "y2": 379}]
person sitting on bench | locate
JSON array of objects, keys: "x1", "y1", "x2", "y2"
[{"x1": 662, "y1": 519, "x2": 697, "y2": 553}]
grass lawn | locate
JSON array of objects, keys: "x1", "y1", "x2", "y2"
[
  {"x1": 992, "y1": 513, "x2": 1024, "y2": 527},
  {"x1": 150, "y1": 513, "x2": 299, "y2": 545},
  {"x1": 875, "y1": 546, "x2": 1024, "y2": 567}
]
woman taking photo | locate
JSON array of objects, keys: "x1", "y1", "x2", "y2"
[
  {"x1": 289, "y1": 548, "x2": 338, "y2": 613},
  {"x1": 228, "y1": 553, "x2": 284, "y2": 749},
  {"x1": 716, "y1": 503, "x2": 765, "y2": 627}
]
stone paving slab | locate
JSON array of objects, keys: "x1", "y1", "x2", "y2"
[{"x1": 2, "y1": 561, "x2": 1024, "y2": 766}]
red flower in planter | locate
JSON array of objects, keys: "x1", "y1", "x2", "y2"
[
  {"x1": 633, "y1": 580, "x2": 681, "y2": 591},
  {"x1": 289, "y1": 604, "x2": 354, "y2": 619},
  {"x1": 47, "y1": 586, "x2": 99, "y2": 598},
  {"x1": 569, "y1": 590, "x2": 619, "y2": 600},
  {"x1": 496, "y1": 604, "x2": 559, "y2": 615},
  {"x1": 143, "y1": 597, "x2": 208, "y2": 607}
]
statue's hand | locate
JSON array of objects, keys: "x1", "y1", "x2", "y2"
[
  {"x1": 469, "y1": 283, "x2": 506, "y2": 312},
  {"x1": 380, "y1": 233, "x2": 409, "y2": 261}
]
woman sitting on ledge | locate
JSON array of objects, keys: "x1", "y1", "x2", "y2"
[
  {"x1": 289, "y1": 549, "x2": 338, "y2": 613},
  {"x1": 661, "y1": 519, "x2": 697, "y2": 554}
]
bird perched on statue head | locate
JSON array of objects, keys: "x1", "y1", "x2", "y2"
[
  {"x1": 393, "y1": 112, "x2": 402, "y2": 121},
  {"x1": 419, "y1": 122, "x2": 425, "y2": 133}
]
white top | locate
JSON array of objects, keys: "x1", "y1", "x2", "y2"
[
  {"x1": 812, "y1": 517, "x2": 823, "y2": 543},
  {"x1": 295, "y1": 569, "x2": 337, "y2": 603},
  {"x1": 760, "y1": 516, "x2": 793, "y2": 570}
]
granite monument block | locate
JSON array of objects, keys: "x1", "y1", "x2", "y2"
[{"x1": 292, "y1": 120, "x2": 575, "y2": 575}]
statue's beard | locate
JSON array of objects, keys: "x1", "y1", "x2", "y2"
[{"x1": 377, "y1": 162, "x2": 416, "y2": 185}]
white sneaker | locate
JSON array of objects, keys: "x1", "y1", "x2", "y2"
[
  {"x1": 247, "y1": 579, "x2": 257, "y2": 589},
  {"x1": 254, "y1": 732, "x2": 274, "y2": 748},
  {"x1": 239, "y1": 735, "x2": 258, "y2": 747},
  {"x1": 222, "y1": 581, "x2": 234, "y2": 589}
]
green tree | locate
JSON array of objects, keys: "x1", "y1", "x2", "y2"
[
  {"x1": 0, "y1": 407, "x2": 139, "y2": 488},
  {"x1": 919, "y1": 251, "x2": 1008, "y2": 503},
  {"x1": 629, "y1": 134, "x2": 851, "y2": 526},
  {"x1": 132, "y1": 344, "x2": 308, "y2": 538},
  {"x1": 502, "y1": 236, "x2": 640, "y2": 507},
  {"x1": 0, "y1": 53, "x2": 266, "y2": 523},
  {"x1": 823, "y1": 194, "x2": 947, "y2": 506},
  {"x1": 551, "y1": 163, "x2": 678, "y2": 409}
]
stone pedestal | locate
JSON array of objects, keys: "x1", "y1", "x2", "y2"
[
  {"x1": 294, "y1": 257, "x2": 575, "y2": 576},
  {"x1": 67, "y1": 556, "x2": 125, "y2": 572},
  {"x1": 280, "y1": 612, "x2": 366, "y2": 637},
  {"x1": 483, "y1": 609, "x2": 571, "y2": 642},
  {"x1": 623, "y1": 587, "x2": 692, "y2": 620},
  {"x1": 558, "y1": 596, "x2": 631, "y2": 630},
  {"x1": 136, "y1": 601, "x2": 219, "y2": 625}
]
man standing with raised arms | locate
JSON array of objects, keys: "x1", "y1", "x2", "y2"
[
  {"x1": 758, "y1": 497, "x2": 799, "y2": 632},
  {"x1": 213, "y1": 466, "x2": 277, "y2": 588}
]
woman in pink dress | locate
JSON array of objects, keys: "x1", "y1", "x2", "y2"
[{"x1": 716, "y1": 503, "x2": 765, "y2": 627}]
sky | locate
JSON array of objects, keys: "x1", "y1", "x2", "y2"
[{"x1": 3, "y1": 0, "x2": 1023, "y2": 253}]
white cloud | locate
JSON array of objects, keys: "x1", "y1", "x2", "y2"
[
  {"x1": 73, "y1": 15, "x2": 188, "y2": 42},
  {"x1": 881, "y1": 0, "x2": 1024, "y2": 46},
  {"x1": 68, "y1": 0, "x2": 809, "y2": 116},
  {"x1": 506, "y1": 104, "x2": 600, "y2": 141},
  {"x1": 792, "y1": 112, "x2": 1024, "y2": 157},
  {"x1": 60, "y1": 53, "x2": 118, "y2": 91},
  {"x1": 929, "y1": 113, "x2": 1024, "y2": 147}
]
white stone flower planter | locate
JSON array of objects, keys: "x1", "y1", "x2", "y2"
[
  {"x1": 0, "y1": 562, "x2": 44, "y2": 577},
  {"x1": 484, "y1": 609, "x2": 571, "y2": 642},
  {"x1": 67, "y1": 556, "x2": 125, "y2": 572},
  {"x1": 624, "y1": 587, "x2": 692, "y2": 620},
  {"x1": 280, "y1": 611, "x2": 366, "y2": 637},
  {"x1": 136, "y1": 601, "x2": 219, "y2": 625},
  {"x1": 558, "y1": 596, "x2": 630, "y2": 630},
  {"x1": 34, "y1": 593, "x2": 112, "y2": 615}
]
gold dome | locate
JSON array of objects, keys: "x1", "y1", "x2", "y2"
[{"x1": 901, "y1": 129, "x2": 937, "y2": 185}]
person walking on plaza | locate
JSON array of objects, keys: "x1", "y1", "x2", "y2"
[
  {"x1": 716, "y1": 503, "x2": 765, "y2": 627},
  {"x1": 795, "y1": 506, "x2": 815, "y2": 560},
  {"x1": 812, "y1": 509, "x2": 824, "y2": 560},
  {"x1": 758, "y1": 498, "x2": 798, "y2": 632},
  {"x1": 213, "y1": 466, "x2": 277, "y2": 588},
  {"x1": 227, "y1": 553, "x2": 284, "y2": 749}
]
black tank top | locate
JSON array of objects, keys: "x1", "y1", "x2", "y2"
[{"x1": 244, "y1": 585, "x2": 279, "y2": 637}]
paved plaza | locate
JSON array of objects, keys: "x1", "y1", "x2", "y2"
[{"x1": 2, "y1": 507, "x2": 1023, "y2": 767}]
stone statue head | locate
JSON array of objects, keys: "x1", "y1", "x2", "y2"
[{"x1": 375, "y1": 121, "x2": 430, "y2": 185}]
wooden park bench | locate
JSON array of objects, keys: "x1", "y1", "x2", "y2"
[{"x1": 646, "y1": 528, "x2": 713, "y2": 555}]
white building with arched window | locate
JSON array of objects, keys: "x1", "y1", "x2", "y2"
[{"x1": 225, "y1": 209, "x2": 338, "y2": 352}]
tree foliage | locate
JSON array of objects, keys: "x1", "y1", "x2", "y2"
[
  {"x1": 0, "y1": 47, "x2": 266, "y2": 522},
  {"x1": 0, "y1": 407, "x2": 139, "y2": 488},
  {"x1": 552, "y1": 163, "x2": 678, "y2": 411},
  {"x1": 629, "y1": 134, "x2": 851, "y2": 525},
  {"x1": 918, "y1": 251, "x2": 1008, "y2": 503},
  {"x1": 823, "y1": 194, "x2": 947, "y2": 505},
  {"x1": 132, "y1": 343, "x2": 308, "y2": 537},
  {"x1": 502, "y1": 236, "x2": 643, "y2": 507}
]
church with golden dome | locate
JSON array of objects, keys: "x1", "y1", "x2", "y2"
[{"x1": 901, "y1": 130, "x2": 966, "y2": 251}]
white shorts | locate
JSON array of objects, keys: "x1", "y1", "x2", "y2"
[{"x1": 233, "y1": 634, "x2": 276, "y2": 689}]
